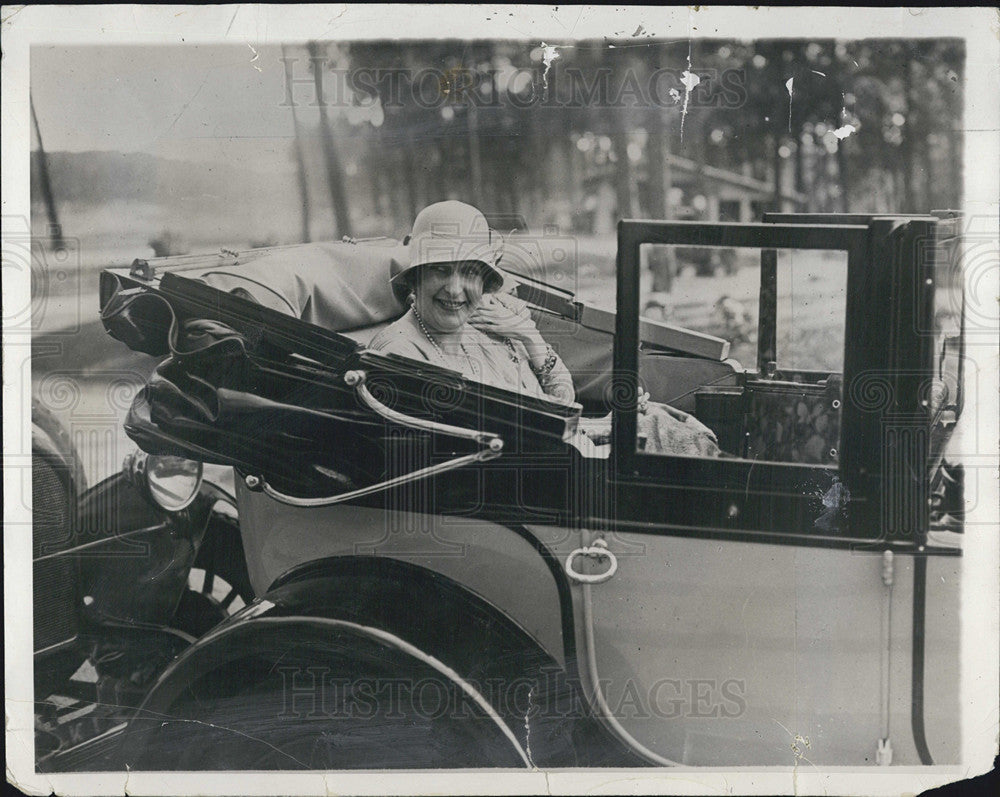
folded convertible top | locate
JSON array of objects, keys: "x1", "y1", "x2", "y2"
[{"x1": 194, "y1": 239, "x2": 408, "y2": 331}]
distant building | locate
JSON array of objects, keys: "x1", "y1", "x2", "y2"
[
  {"x1": 578, "y1": 154, "x2": 805, "y2": 233},
  {"x1": 650, "y1": 152, "x2": 806, "y2": 222}
]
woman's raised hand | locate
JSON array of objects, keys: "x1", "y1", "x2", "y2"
[
  {"x1": 468, "y1": 293, "x2": 539, "y2": 343},
  {"x1": 470, "y1": 292, "x2": 576, "y2": 404}
]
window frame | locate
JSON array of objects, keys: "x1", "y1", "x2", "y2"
[{"x1": 607, "y1": 219, "x2": 917, "y2": 548}]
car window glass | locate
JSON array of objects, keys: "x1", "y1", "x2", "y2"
[
  {"x1": 775, "y1": 249, "x2": 847, "y2": 373},
  {"x1": 640, "y1": 244, "x2": 759, "y2": 368},
  {"x1": 637, "y1": 244, "x2": 847, "y2": 466}
]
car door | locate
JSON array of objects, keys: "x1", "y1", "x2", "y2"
[{"x1": 570, "y1": 217, "x2": 962, "y2": 766}]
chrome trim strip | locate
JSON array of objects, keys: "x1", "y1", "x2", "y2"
[
  {"x1": 33, "y1": 523, "x2": 170, "y2": 563},
  {"x1": 259, "y1": 447, "x2": 501, "y2": 508},
  {"x1": 33, "y1": 636, "x2": 79, "y2": 657}
]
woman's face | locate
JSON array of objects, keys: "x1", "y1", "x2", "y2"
[{"x1": 411, "y1": 261, "x2": 486, "y2": 333}]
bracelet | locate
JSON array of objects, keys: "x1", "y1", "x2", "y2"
[
  {"x1": 529, "y1": 344, "x2": 558, "y2": 381},
  {"x1": 503, "y1": 338, "x2": 520, "y2": 364}
]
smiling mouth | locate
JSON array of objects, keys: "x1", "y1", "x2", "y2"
[{"x1": 436, "y1": 299, "x2": 466, "y2": 311}]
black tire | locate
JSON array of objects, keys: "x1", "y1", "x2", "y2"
[
  {"x1": 32, "y1": 396, "x2": 87, "y2": 670},
  {"x1": 123, "y1": 623, "x2": 528, "y2": 769},
  {"x1": 32, "y1": 396, "x2": 87, "y2": 493}
]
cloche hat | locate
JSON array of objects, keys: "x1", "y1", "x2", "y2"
[{"x1": 390, "y1": 201, "x2": 506, "y2": 301}]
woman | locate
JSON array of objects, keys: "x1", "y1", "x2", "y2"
[
  {"x1": 369, "y1": 201, "x2": 721, "y2": 457},
  {"x1": 368, "y1": 201, "x2": 576, "y2": 404}
]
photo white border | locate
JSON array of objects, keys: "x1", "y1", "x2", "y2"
[{"x1": 3, "y1": 5, "x2": 998, "y2": 795}]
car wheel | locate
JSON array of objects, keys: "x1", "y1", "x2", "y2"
[
  {"x1": 170, "y1": 504, "x2": 254, "y2": 638},
  {"x1": 122, "y1": 623, "x2": 529, "y2": 769}
]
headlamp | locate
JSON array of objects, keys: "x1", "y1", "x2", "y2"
[{"x1": 124, "y1": 451, "x2": 203, "y2": 512}]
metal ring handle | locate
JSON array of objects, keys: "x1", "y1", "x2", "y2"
[{"x1": 565, "y1": 539, "x2": 618, "y2": 584}]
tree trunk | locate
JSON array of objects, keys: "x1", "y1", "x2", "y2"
[
  {"x1": 772, "y1": 133, "x2": 784, "y2": 213},
  {"x1": 30, "y1": 93, "x2": 64, "y2": 247},
  {"x1": 836, "y1": 142, "x2": 851, "y2": 213},
  {"x1": 307, "y1": 41, "x2": 352, "y2": 238},
  {"x1": 793, "y1": 133, "x2": 805, "y2": 200},
  {"x1": 564, "y1": 135, "x2": 580, "y2": 208},
  {"x1": 897, "y1": 163, "x2": 912, "y2": 213},
  {"x1": 646, "y1": 108, "x2": 675, "y2": 292},
  {"x1": 282, "y1": 46, "x2": 311, "y2": 243},
  {"x1": 645, "y1": 110, "x2": 666, "y2": 219},
  {"x1": 387, "y1": 148, "x2": 406, "y2": 229},
  {"x1": 612, "y1": 124, "x2": 634, "y2": 219},
  {"x1": 415, "y1": 141, "x2": 431, "y2": 208},
  {"x1": 899, "y1": 57, "x2": 917, "y2": 213},
  {"x1": 947, "y1": 124, "x2": 962, "y2": 210},
  {"x1": 467, "y1": 104, "x2": 483, "y2": 200},
  {"x1": 528, "y1": 114, "x2": 549, "y2": 220},
  {"x1": 400, "y1": 143, "x2": 419, "y2": 221},
  {"x1": 921, "y1": 134, "x2": 935, "y2": 210},
  {"x1": 366, "y1": 144, "x2": 383, "y2": 219}
]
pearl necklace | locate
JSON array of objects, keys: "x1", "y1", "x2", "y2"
[{"x1": 411, "y1": 306, "x2": 480, "y2": 376}]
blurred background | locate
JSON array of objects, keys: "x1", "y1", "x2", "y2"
[{"x1": 30, "y1": 38, "x2": 964, "y2": 260}]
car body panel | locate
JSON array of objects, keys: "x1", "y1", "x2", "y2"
[
  {"x1": 235, "y1": 480, "x2": 568, "y2": 667},
  {"x1": 565, "y1": 531, "x2": 960, "y2": 765}
]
